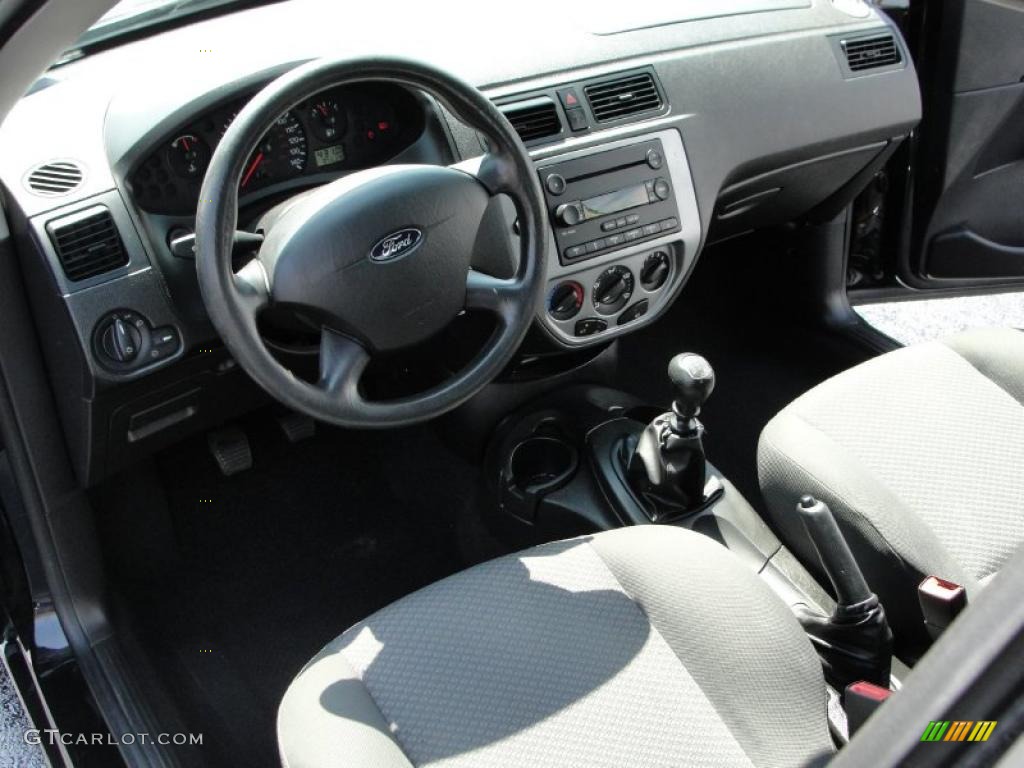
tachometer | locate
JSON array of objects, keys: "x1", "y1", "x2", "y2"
[
  {"x1": 167, "y1": 134, "x2": 210, "y2": 178},
  {"x1": 238, "y1": 111, "x2": 308, "y2": 190}
]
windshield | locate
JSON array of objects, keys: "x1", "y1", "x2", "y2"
[{"x1": 72, "y1": 0, "x2": 282, "y2": 51}]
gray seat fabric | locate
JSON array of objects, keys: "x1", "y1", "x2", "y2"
[
  {"x1": 278, "y1": 525, "x2": 833, "y2": 768},
  {"x1": 758, "y1": 327, "x2": 1024, "y2": 655}
]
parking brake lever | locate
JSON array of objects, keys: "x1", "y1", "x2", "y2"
[
  {"x1": 794, "y1": 495, "x2": 892, "y2": 690},
  {"x1": 798, "y1": 495, "x2": 873, "y2": 609}
]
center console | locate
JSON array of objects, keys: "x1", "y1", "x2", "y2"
[{"x1": 535, "y1": 129, "x2": 701, "y2": 345}]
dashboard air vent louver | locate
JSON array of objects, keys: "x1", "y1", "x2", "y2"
[
  {"x1": 585, "y1": 73, "x2": 662, "y2": 123},
  {"x1": 46, "y1": 206, "x2": 128, "y2": 282},
  {"x1": 500, "y1": 97, "x2": 562, "y2": 143},
  {"x1": 841, "y1": 34, "x2": 901, "y2": 72},
  {"x1": 25, "y1": 160, "x2": 84, "y2": 196}
]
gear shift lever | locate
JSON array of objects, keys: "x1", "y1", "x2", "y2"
[
  {"x1": 668, "y1": 353, "x2": 716, "y2": 432},
  {"x1": 627, "y1": 353, "x2": 719, "y2": 516}
]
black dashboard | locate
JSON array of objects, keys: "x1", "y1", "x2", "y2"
[{"x1": 129, "y1": 82, "x2": 424, "y2": 214}]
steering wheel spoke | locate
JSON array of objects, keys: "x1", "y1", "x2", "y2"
[
  {"x1": 465, "y1": 269, "x2": 527, "y2": 320},
  {"x1": 451, "y1": 151, "x2": 518, "y2": 197},
  {"x1": 318, "y1": 328, "x2": 371, "y2": 400},
  {"x1": 233, "y1": 258, "x2": 271, "y2": 315}
]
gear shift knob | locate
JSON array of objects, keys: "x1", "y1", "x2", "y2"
[{"x1": 668, "y1": 353, "x2": 715, "y2": 421}]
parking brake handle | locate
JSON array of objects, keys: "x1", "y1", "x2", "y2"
[
  {"x1": 797, "y1": 495, "x2": 872, "y2": 608},
  {"x1": 795, "y1": 495, "x2": 892, "y2": 689}
]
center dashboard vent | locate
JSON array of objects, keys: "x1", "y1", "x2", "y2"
[
  {"x1": 25, "y1": 160, "x2": 84, "y2": 196},
  {"x1": 46, "y1": 205, "x2": 128, "y2": 282},
  {"x1": 841, "y1": 33, "x2": 902, "y2": 72},
  {"x1": 585, "y1": 72, "x2": 662, "y2": 123},
  {"x1": 500, "y1": 97, "x2": 562, "y2": 143}
]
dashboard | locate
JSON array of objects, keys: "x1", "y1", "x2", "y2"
[
  {"x1": 0, "y1": 0, "x2": 922, "y2": 485},
  {"x1": 130, "y1": 82, "x2": 424, "y2": 214}
]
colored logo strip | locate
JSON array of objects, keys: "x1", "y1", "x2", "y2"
[{"x1": 920, "y1": 720, "x2": 997, "y2": 742}]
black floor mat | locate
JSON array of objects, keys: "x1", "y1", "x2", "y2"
[{"x1": 107, "y1": 419, "x2": 471, "y2": 767}]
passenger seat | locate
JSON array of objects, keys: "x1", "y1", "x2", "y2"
[{"x1": 758, "y1": 328, "x2": 1024, "y2": 656}]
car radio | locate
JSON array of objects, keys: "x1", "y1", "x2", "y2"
[{"x1": 538, "y1": 138, "x2": 681, "y2": 265}]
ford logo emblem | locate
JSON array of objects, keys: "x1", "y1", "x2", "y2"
[{"x1": 369, "y1": 228, "x2": 423, "y2": 262}]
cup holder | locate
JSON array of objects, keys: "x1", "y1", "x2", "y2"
[
  {"x1": 501, "y1": 435, "x2": 579, "y2": 522},
  {"x1": 508, "y1": 437, "x2": 577, "y2": 494}
]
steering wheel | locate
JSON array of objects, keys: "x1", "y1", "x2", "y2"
[{"x1": 195, "y1": 57, "x2": 547, "y2": 428}]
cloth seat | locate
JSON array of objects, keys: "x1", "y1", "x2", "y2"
[
  {"x1": 758, "y1": 327, "x2": 1024, "y2": 655},
  {"x1": 278, "y1": 525, "x2": 834, "y2": 768}
]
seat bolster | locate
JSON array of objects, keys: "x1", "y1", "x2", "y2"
[
  {"x1": 758, "y1": 410, "x2": 973, "y2": 655},
  {"x1": 942, "y1": 328, "x2": 1024, "y2": 406},
  {"x1": 590, "y1": 526, "x2": 834, "y2": 768},
  {"x1": 278, "y1": 649, "x2": 413, "y2": 768}
]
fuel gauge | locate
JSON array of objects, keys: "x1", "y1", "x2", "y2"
[
  {"x1": 167, "y1": 134, "x2": 210, "y2": 179},
  {"x1": 308, "y1": 98, "x2": 345, "y2": 142}
]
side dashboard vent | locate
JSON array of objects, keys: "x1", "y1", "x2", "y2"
[
  {"x1": 585, "y1": 72, "x2": 662, "y2": 123},
  {"x1": 841, "y1": 34, "x2": 901, "y2": 72},
  {"x1": 500, "y1": 97, "x2": 562, "y2": 143},
  {"x1": 25, "y1": 160, "x2": 84, "y2": 196},
  {"x1": 46, "y1": 206, "x2": 128, "y2": 282}
]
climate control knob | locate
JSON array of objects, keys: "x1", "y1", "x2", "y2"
[
  {"x1": 547, "y1": 281, "x2": 584, "y2": 320},
  {"x1": 592, "y1": 265, "x2": 634, "y2": 315},
  {"x1": 640, "y1": 251, "x2": 671, "y2": 291}
]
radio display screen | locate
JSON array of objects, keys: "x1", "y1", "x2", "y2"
[{"x1": 582, "y1": 184, "x2": 649, "y2": 219}]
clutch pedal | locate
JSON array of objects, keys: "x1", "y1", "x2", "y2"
[{"x1": 207, "y1": 425, "x2": 253, "y2": 476}]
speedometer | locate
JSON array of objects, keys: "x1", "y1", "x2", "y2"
[{"x1": 239, "y1": 111, "x2": 308, "y2": 190}]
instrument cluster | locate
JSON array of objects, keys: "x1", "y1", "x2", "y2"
[{"x1": 129, "y1": 82, "x2": 424, "y2": 215}]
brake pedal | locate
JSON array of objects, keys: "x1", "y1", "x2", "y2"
[
  {"x1": 207, "y1": 426, "x2": 252, "y2": 476},
  {"x1": 276, "y1": 411, "x2": 316, "y2": 443}
]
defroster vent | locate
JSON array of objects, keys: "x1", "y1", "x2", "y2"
[
  {"x1": 25, "y1": 160, "x2": 84, "y2": 196},
  {"x1": 46, "y1": 205, "x2": 128, "y2": 282},
  {"x1": 585, "y1": 72, "x2": 662, "y2": 123}
]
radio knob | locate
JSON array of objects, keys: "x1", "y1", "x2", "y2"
[
  {"x1": 555, "y1": 203, "x2": 583, "y2": 227},
  {"x1": 653, "y1": 178, "x2": 671, "y2": 201},
  {"x1": 545, "y1": 173, "x2": 567, "y2": 195}
]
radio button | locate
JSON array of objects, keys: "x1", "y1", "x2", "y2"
[
  {"x1": 624, "y1": 228, "x2": 642, "y2": 242},
  {"x1": 646, "y1": 148, "x2": 664, "y2": 170},
  {"x1": 642, "y1": 223, "x2": 660, "y2": 236},
  {"x1": 606, "y1": 233, "x2": 625, "y2": 247},
  {"x1": 659, "y1": 217, "x2": 679, "y2": 231},
  {"x1": 585, "y1": 240, "x2": 601, "y2": 253},
  {"x1": 653, "y1": 178, "x2": 671, "y2": 201},
  {"x1": 601, "y1": 220, "x2": 616, "y2": 232},
  {"x1": 565, "y1": 244, "x2": 586, "y2": 259},
  {"x1": 626, "y1": 214, "x2": 640, "y2": 225},
  {"x1": 545, "y1": 173, "x2": 567, "y2": 195}
]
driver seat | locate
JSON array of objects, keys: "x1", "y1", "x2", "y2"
[{"x1": 277, "y1": 525, "x2": 834, "y2": 767}]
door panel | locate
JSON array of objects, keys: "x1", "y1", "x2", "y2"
[{"x1": 903, "y1": 0, "x2": 1024, "y2": 286}]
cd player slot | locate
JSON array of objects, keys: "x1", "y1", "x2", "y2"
[{"x1": 564, "y1": 159, "x2": 646, "y2": 185}]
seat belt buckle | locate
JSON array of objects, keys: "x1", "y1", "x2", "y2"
[
  {"x1": 918, "y1": 576, "x2": 967, "y2": 639},
  {"x1": 844, "y1": 680, "x2": 892, "y2": 735}
]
